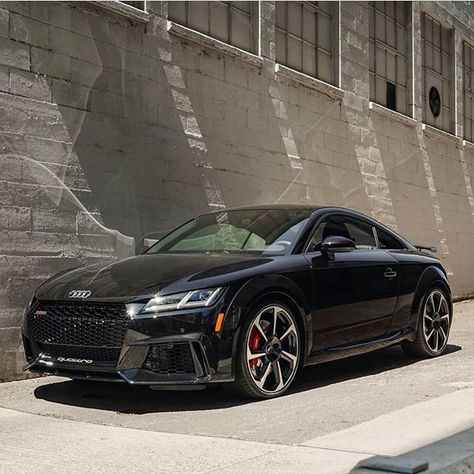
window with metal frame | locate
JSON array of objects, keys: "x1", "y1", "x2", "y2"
[
  {"x1": 120, "y1": 1, "x2": 146, "y2": 10},
  {"x1": 369, "y1": 1, "x2": 409, "y2": 114},
  {"x1": 463, "y1": 42, "x2": 474, "y2": 142},
  {"x1": 168, "y1": 1, "x2": 258, "y2": 53},
  {"x1": 275, "y1": 1, "x2": 335, "y2": 85},
  {"x1": 422, "y1": 13, "x2": 453, "y2": 133}
]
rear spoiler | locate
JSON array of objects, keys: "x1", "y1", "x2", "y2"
[{"x1": 415, "y1": 245, "x2": 438, "y2": 253}]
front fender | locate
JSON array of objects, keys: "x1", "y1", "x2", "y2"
[
  {"x1": 411, "y1": 265, "x2": 452, "y2": 326},
  {"x1": 226, "y1": 274, "x2": 312, "y2": 368}
]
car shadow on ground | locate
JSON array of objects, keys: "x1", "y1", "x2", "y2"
[{"x1": 34, "y1": 344, "x2": 461, "y2": 414}]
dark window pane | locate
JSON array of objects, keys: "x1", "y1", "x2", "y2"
[
  {"x1": 120, "y1": 1, "x2": 145, "y2": 10},
  {"x1": 387, "y1": 81, "x2": 396, "y2": 111},
  {"x1": 344, "y1": 218, "x2": 377, "y2": 250},
  {"x1": 377, "y1": 228, "x2": 405, "y2": 249}
]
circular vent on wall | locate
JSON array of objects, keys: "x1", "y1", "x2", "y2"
[{"x1": 429, "y1": 86, "x2": 441, "y2": 117}]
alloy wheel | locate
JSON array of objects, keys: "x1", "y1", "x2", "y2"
[
  {"x1": 422, "y1": 289, "x2": 450, "y2": 353},
  {"x1": 246, "y1": 305, "x2": 299, "y2": 394}
]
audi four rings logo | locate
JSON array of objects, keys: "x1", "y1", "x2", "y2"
[{"x1": 67, "y1": 289, "x2": 92, "y2": 299}]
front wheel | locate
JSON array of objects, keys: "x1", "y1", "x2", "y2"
[
  {"x1": 230, "y1": 302, "x2": 301, "y2": 399},
  {"x1": 402, "y1": 287, "x2": 452, "y2": 357}
]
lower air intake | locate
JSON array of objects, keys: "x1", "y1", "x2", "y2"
[{"x1": 144, "y1": 343, "x2": 195, "y2": 375}]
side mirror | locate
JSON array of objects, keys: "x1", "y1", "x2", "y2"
[{"x1": 321, "y1": 235, "x2": 356, "y2": 259}]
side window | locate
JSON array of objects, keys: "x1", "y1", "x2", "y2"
[
  {"x1": 376, "y1": 227, "x2": 405, "y2": 249},
  {"x1": 344, "y1": 217, "x2": 377, "y2": 250},
  {"x1": 307, "y1": 214, "x2": 384, "y2": 252},
  {"x1": 307, "y1": 215, "x2": 353, "y2": 251}
]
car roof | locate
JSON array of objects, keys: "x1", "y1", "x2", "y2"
[
  {"x1": 221, "y1": 204, "x2": 322, "y2": 212},
  {"x1": 205, "y1": 204, "x2": 361, "y2": 214}
]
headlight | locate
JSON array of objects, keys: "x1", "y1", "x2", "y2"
[{"x1": 141, "y1": 287, "x2": 223, "y2": 313}]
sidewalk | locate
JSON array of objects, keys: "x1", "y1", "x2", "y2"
[
  {"x1": 0, "y1": 406, "x2": 365, "y2": 474},
  {"x1": 2, "y1": 388, "x2": 474, "y2": 473}
]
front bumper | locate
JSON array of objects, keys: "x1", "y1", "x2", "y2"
[{"x1": 22, "y1": 300, "x2": 238, "y2": 388}]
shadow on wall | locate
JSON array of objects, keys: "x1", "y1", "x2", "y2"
[
  {"x1": 370, "y1": 117, "x2": 441, "y2": 243},
  {"x1": 262, "y1": 77, "x2": 371, "y2": 212},
  {"x1": 161, "y1": 33, "x2": 374, "y2": 210},
  {"x1": 159, "y1": 46, "x2": 312, "y2": 208},
  {"x1": 60, "y1": 13, "x2": 212, "y2": 244}
]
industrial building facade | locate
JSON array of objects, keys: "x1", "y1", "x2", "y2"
[{"x1": 1, "y1": 1, "x2": 474, "y2": 380}]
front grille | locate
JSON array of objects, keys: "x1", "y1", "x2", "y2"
[
  {"x1": 29, "y1": 302, "x2": 128, "y2": 365},
  {"x1": 144, "y1": 343, "x2": 195, "y2": 375},
  {"x1": 30, "y1": 302, "x2": 127, "y2": 347}
]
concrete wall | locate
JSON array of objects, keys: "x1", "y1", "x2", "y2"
[{"x1": 1, "y1": 1, "x2": 474, "y2": 381}]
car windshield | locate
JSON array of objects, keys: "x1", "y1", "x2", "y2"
[{"x1": 146, "y1": 209, "x2": 312, "y2": 255}]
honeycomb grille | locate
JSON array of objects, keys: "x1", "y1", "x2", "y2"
[
  {"x1": 29, "y1": 302, "x2": 128, "y2": 349},
  {"x1": 144, "y1": 343, "x2": 195, "y2": 375}
]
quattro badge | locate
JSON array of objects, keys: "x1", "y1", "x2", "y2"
[{"x1": 57, "y1": 357, "x2": 93, "y2": 364}]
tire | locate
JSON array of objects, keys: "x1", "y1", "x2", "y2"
[
  {"x1": 229, "y1": 301, "x2": 301, "y2": 400},
  {"x1": 402, "y1": 286, "x2": 452, "y2": 358}
]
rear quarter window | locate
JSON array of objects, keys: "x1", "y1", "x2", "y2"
[{"x1": 376, "y1": 227, "x2": 405, "y2": 250}]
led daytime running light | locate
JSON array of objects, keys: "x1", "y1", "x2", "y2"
[{"x1": 142, "y1": 287, "x2": 222, "y2": 313}]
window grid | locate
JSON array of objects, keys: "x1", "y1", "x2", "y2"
[
  {"x1": 422, "y1": 13, "x2": 452, "y2": 133},
  {"x1": 275, "y1": 2, "x2": 334, "y2": 85},
  {"x1": 168, "y1": 2, "x2": 256, "y2": 54},
  {"x1": 368, "y1": 1, "x2": 408, "y2": 115},
  {"x1": 463, "y1": 42, "x2": 474, "y2": 142}
]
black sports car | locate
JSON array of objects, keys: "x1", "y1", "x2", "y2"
[{"x1": 22, "y1": 205, "x2": 452, "y2": 399}]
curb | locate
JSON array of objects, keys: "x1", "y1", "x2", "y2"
[{"x1": 435, "y1": 453, "x2": 474, "y2": 474}]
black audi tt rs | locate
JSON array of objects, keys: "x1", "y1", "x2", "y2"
[{"x1": 22, "y1": 205, "x2": 452, "y2": 399}]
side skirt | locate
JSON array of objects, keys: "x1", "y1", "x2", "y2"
[{"x1": 303, "y1": 328, "x2": 416, "y2": 366}]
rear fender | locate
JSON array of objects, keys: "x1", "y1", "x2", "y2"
[{"x1": 411, "y1": 266, "x2": 452, "y2": 327}]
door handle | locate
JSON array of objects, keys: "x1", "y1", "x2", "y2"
[{"x1": 384, "y1": 268, "x2": 397, "y2": 279}]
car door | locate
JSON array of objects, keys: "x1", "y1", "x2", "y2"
[{"x1": 305, "y1": 213, "x2": 400, "y2": 351}]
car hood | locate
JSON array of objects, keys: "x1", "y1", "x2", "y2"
[{"x1": 35, "y1": 253, "x2": 275, "y2": 302}]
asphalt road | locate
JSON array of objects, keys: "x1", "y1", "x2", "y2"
[{"x1": 1, "y1": 300, "x2": 474, "y2": 473}]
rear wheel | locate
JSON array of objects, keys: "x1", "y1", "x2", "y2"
[
  {"x1": 231, "y1": 303, "x2": 301, "y2": 399},
  {"x1": 402, "y1": 287, "x2": 451, "y2": 357}
]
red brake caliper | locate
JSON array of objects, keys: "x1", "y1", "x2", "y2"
[{"x1": 249, "y1": 328, "x2": 262, "y2": 367}]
